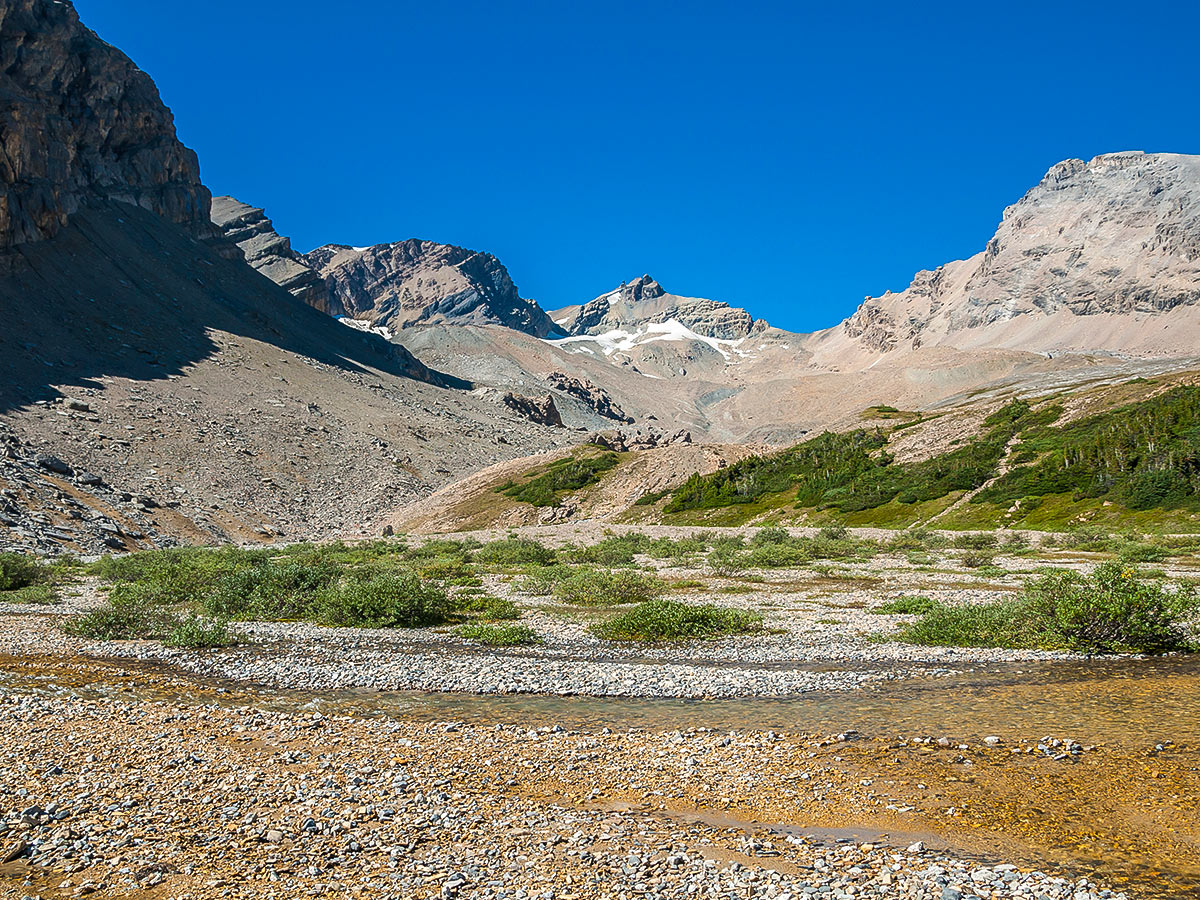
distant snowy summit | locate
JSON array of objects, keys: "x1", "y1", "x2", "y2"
[{"x1": 550, "y1": 274, "x2": 768, "y2": 341}]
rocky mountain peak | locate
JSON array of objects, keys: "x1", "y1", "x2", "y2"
[
  {"x1": 0, "y1": 0, "x2": 215, "y2": 250},
  {"x1": 561, "y1": 276, "x2": 766, "y2": 340},
  {"x1": 302, "y1": 239, "x2": 560, "y2": 337},
  {"x1": 833, "y1": 151, "x2": 1200, "y2": 357},
  {"x1": 210, "y1": 197, "x2": 334, "y2": 314},
  {"x1": 618, "y1": 274, "x2": 666, "y2": 302}
]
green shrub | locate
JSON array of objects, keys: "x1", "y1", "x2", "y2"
[
  {"x1": 475, "y1": 537, "x2": 557, "y2": 567},
  {"x1": 553, "y1": 569, "x2": 666, "y2": 606},
  {"x1": 1048, "y1": 527, "x2": 1116, "y2": 552},
  {"x1": 1001, "y1": 531, "x2": 1032, "y2": 551},
  {"x1": 1117, "y1": 543, "x2": 1169, "y2": 564},
  {"x1": 402, "y1": 538, "x2": 480, "y2": 561},
  {"x1": 742, "y1": 543, "x2": 810, "y2": 568},
  {"x1": 2, "y1": 584, "x2": 59, "y2": 605},
  {"x1": 513, "y1": 565, "x2": 576, "y2": 596},
  {"x1": 417, "y1": 557, "x2": 481, "y2": 586},
  {"x1": 960, "y1": 550, "x2": 994, "y2": 569},
  {"x1": 886, "y1": 529, "x2": 948, "y2": 552},
  {"x1": 751, "y1": 526, "x2": 792, "y2": 546},
  {"x1": 565, "y1": 533, "x2": 650, "y2": 566},
  {"x1": 709, "y1": 535, "x2": 746, "y2": 553},
  {"x1": 458, "y1": 623, "x2": 541, "y2": 646},
  {"x1": 975, "y1": 564, "x2": 1009, "y2": 579},
  {"x1": 952, "y1": 532, "x2": 999, "y2": 550},
  {"x1": 706, "y1": 547, "x2": 748, "y2": 576},
  {"x1": 164, "y1": 615, "x2": 235, "y2": 649},
  {"x1": 897, "y1": 598, "x2": 1043, "y2": 649},
  {"x1": 643, "y1": 535, "x2": 708, "y2": 561},
  {"x1": 592, "y1": 600, "x2": 762, "y2": 642},
  {"x1": 316, "y1": 573, "x2": 451, "y2": 628},
  {"x1": 202, "y1": 561, "x2": 340, "y2": 620},
  {"x1": 497, "y1": 452, "x2": 620, "y2": 507},
  {"x1": 64, "y1": 594, "x2": 174, "y2": 641},
  {"x1": 898, "y1": 564, "x2": 1199, "y2": 653},
  {"x1": 871, "y1": 595, "x2": 941, "y2": 615},
  {"x1": 456, "y1": 594, "x2": 520, "y2": 621},
  {"x1": 90, "y1": 546, "x2": 262, "y2": 605},
  {"x1": 0, "y1": 552, "x2": 45, "y2": 591},
  {"x1": 1024, "y1": 562, "x2": 1199, "y2": 653}
]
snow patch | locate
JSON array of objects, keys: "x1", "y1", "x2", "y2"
[
  {"x1": 337, "y1": 315, "x2": 392, "y2": 338},
  {"x1": 545, "y1": 319, "x2": 750, "y2": 362}
]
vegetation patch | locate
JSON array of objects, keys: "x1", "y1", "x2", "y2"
[
  {"x1": 871, "y1": 595, "x2": 940, "y2": 615},
  {"x1": 975, "y1": 386, "x2": 1200, "y2": 513},
  {"x1": 0, "y1": 551, "x2": 68, "y2": 604},
  {"x1": 897, "y1": 563, "x2": 1199, "y2": 653},
  {"x1": 456, "y1": 594, "x2": 520, "y2": 621},
  {"x1": 475, "y1": 537, "x2": 557, "y2": 567},
  {"x1": 591, "y1": 599, "x2": 762, "y2": 642},
  {"x1": 513, "y1": 564, "x2": 576, "y2": 596},
  {"x1": 458, "y1": 623, "x2": 541, "y2": 646},
  {"x1": 496, "y1": 452, "x2": 620, "y2": 507},
  {"x1": 553, "y1": 568, "x2": 666, "y2": 606},
  {"x1": 0, "y1": 552, "x2": 48, "y2": 592}
]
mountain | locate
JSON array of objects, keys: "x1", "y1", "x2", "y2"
[
  {"x1": 0, "y1": 0, "x2": 579, "y2": 554},
  {"x1": 810, "y1": 152, "x2": 1200, "y2": 364},
  {"x1": 210, "y1": 196, "x2": 333, "y2": 313},
  {"x1": 553, "y1": 274, "x2": 767, "y2": 340},
  {"x1": 304, "y1": 240, "x2": 560, "y2": 336},
  {"x1": 0, "y1": 0, "x2": 214, "y2": 250}
]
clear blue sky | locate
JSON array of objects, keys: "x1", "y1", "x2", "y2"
[{"x1": 76, "y1": 0, "x2": 1198, "y2": 332}]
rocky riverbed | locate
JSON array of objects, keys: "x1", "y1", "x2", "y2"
[
  {"x1": 6, "y1": 651, "x2": 1190, "y2": 900},
  {"x1": 2, "y1": 527, "x2": 1199, "y2": 899}
]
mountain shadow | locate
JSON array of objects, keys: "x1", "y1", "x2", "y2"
[{"x1": 0, "y1": 202, "x2": 470, "y2": 415}]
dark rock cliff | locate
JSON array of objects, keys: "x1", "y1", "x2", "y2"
[{"x1": 0, "y1": 0, "x2": 214, "y2": 250}]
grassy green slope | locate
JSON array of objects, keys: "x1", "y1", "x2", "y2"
[{"x1": 636, "y1": 379, "x2": 1200, "y2": 532}]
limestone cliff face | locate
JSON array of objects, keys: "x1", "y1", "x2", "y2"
[
  {"x1": 0, "y1": 0, "x2": 214, "y2": 250},
  {"x1": 560, "y1": 275, "x2": 767, "y2": 340},
  {"x1": 835, "y1": 152, "x2": 1200, "y2": 356},
  {"x1": 211, "y1": 197, "x2": 333, "y2": 313},
  {"x1": 304, "y1": 241, "x2": 560, "y2": 337}
]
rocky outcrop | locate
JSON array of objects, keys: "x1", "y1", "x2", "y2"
[
  {"x1": 587, "y1": 428, "x2": 691, "y2": 452},
  {"x1": 545, "y1": 372, "x2": 633, "y2": 423},
  {"x1": 0, "y1": 0, "x2": 214, "y2": 250},
  {"x1": 837, "y1": 152, "x2": 1200, "y2": 355},
  {"x1": 210, "y1": 197, "x2": 333, "y2": 313},
  {"x1": 304, "y1": 241, "x2": 560, "y2": 336},
  {"x1": 561, "y1": 275, "x2": 767, "y2": 340},
  {"x1": 502, "y1": 392, "x2": 564, "y2": 428}
]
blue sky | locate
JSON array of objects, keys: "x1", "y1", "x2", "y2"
[{"x1": 77, "y1": 0, "x2": 1198, "y2": 332}]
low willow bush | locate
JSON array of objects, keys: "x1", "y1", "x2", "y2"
[
  {"x1": 6, "y1": 584, "x2": 58, "y2": 604},
  {"x1": 474, "y1": 537, "x2": 557, "y2": 567},
  {"x1": 456, "y1": 594, "x2": 520, "y2": 621},
  {"x1": 553, "y1": 569, "x2": 666, "y2": 606},
  {"x1": 0, "y1": 552, "x2": 46, "y2": 591},
  {"x1": 458, "y1": 623, "x2": 541, "y2": 646},
  {"x1": 564, "y1": 533, "x2": 653, "y2": 567},
  {"x1": 592, "y1": 599, "x2": 762, "y2": 642},
  {"x1": 65, "y1": 596, "x2": 175, "y2": 641},
  {"x1": 65, "y1": 594, "x2": 236, "y2": 649},
  {"x1": 71, "y1": 545, "x2": 469, "y2": 642},
  {"x1": 898, "y1": 563, "x2": 1199, "y2": 653},
  {"x1": 164, "y1": 615, "x2": 235, "y2": 649},
  {"x1": 315, "y1": 573, "x2": 452, "y2": 628},
  {"x1": 513, "y1": 565, "x2": 576, "y2": 596},
  {"x1": 871, "y1": 595, "x2": 940, "y2": 615}
]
